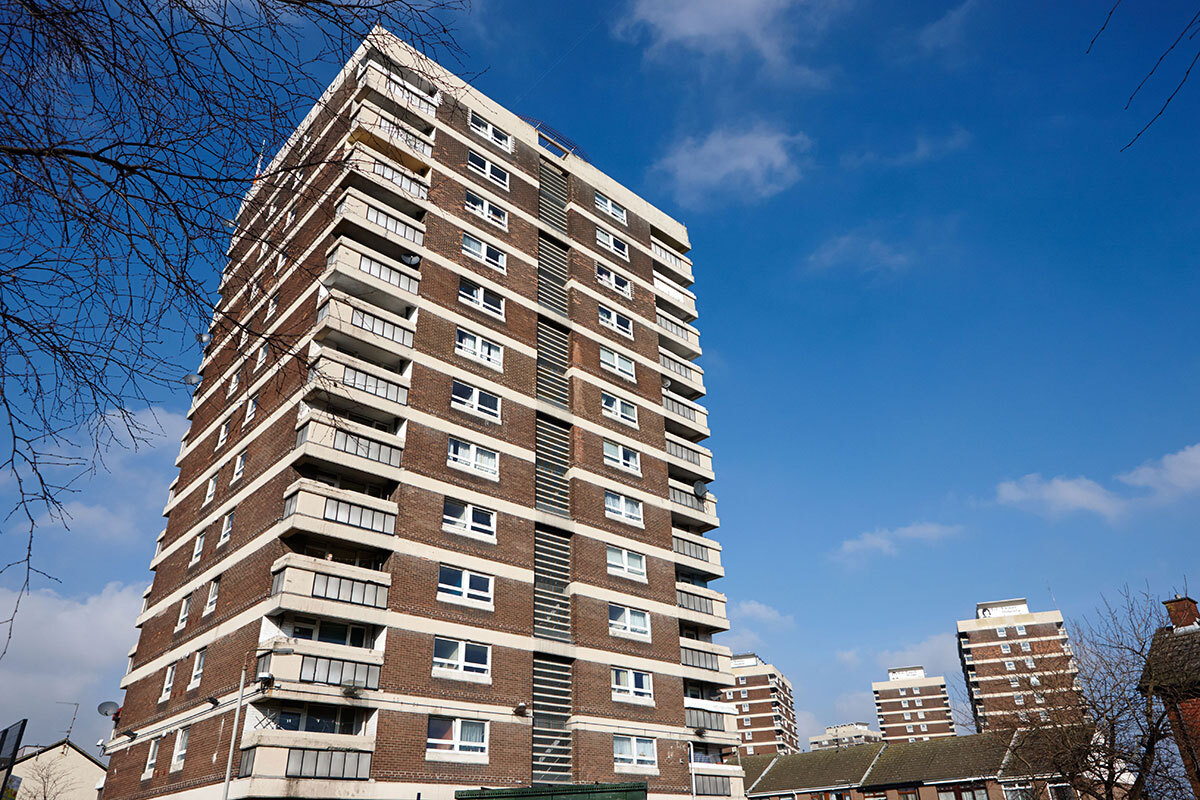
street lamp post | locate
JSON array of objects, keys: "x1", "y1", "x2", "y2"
[{"x1": 220, "y1": 645, "x2": 294, "y2": 800}]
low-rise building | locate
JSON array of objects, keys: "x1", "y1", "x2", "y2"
[
  {"x1": 809, "y1": 723, "x2": 883, "y2": 751},
  {"x1": 1140, "y1": 594, "x2": 1200, "y2": 799},
  {"x1": 8, "y1": 740, "x2": 106, "y2": 800},
  {"x1": 873, "y1": 666, "x2": 955, "y2": 742}
]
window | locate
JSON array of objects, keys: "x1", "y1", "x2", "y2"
[
  {"x1": 1009, "y1": 676, "x2": 1020, "y2": 687},
  {"x1": 742, "y1": 703, "x2": 750, "y2": 712},
  {"x1": 1025, "y1": 657, "x2": 1035, "y2": 668},
  {"x1": 1005, "y1": 660, "x2": 1016, "y2": 671},
  {"x1": 595, "y1": 191, "x2": 627, "y2": 224},
  {"x1": 598, "y1": 305, "x2": 634, "y2": 338},
  {"x1": 919, "y1": 723, "x2": 928, "y2": 731},
  {"x1": 912, "y1": 686, "x2": 921, "y2": 694},
  {"x1": 901, "y1": 699, "x2": 909, "y2": 708},
  {"x1": 1031, "y1": 675, "x2": 1041, "y2": 687},
  {"x1": 458, "y1": 278, "x2": 504, "y2": 317},
  {"x1": 227, "y1": 370, "x2": 239, "y2": 396},
  {"x1": 291, "y1": 617, "x2": 370, "y2": 648},
  {"x1": 605, "y1": 490, "x2": 643, "y2": 525},
  {"x1": 1016, "y1": 624, "x2": 1027, "y2": 635},
  {"x1": 447, "y1": 437, "x2": 499, "y2": 478},
  {"x1": 143, "y1": 737, "x2": 160, "y2": 776},
  {"x1": 741, "y1": 718, "x2": 750, "y2": 726},
  {"x1": 609, "y1": 667, "x2": 653, "y2": 701},
  {"x1": 432, "y1": 637, "x2": 491, "y2": 677},
  {"x1": 189, "y1": 649, "x2": 206, "y2": 688},
  {"x1": 176, "y1": 597, "x2": 191, "y2": 630},
  {"x1": 204, "y1": 577, "x2": 220, "y2": 615},
  {"x1": 426, "y1": 716, "x2": 488, "y2": 754},
  {"x1": 1001, "y1": 643, "x2": 1011, "y2": 653},
  {"x1": 160, "y1": 663, "x2": 176, "y2": 701},
  {"x1": 189, "y1": 533, "x2": 204, "y2": 565},
  {"x1": 603, "y1": 440, "x2": 641, "y2": 474},
  {"x1": 597, "y1": 263, "x2": 632, "y2": 298},
  {"x1": 738, "y1": 677, "x2": 747, "y2": 685},
  {"x1": 600, "y1": 346, "x2": 636, "y2": 380},
  {"x1": 462, "y1": 232, "x2": 507, "y2": 271},
  {"x1": 601, "y1": 391, "x2": 638, "y2": 426},
  {"x1": 284, "y1": 747, "x2": 370, "y2": 779},
  {"x1": 219, "y1": 510, "x2": 235, "y2": 544},
  {"x1": 203, "y1": 476, "x2": 217, "y2": 505},
  {"x1": 1021, "y1": 641, "x2": 1032, "y2": 652},
  {"x1": 899, "y1": 688, "x2": 906, "y2": 695},
  {"x1": 267, "y1": 293, "x2": 278, "y2": 317},
  {"x1": 997, "y1": 626, "x2": 1007, "y2": 637},
  {"x1": 906, "y1": 724, "x2": 914, "y2": 733},
  {"x1": 437, "y1": 565, "x2": 494, "y2": 606},
  {"x1": 468, "y1": 111, "x2": 512, "y2": 151},
  {"x1": 596, "y1": 227, "x2": 629, "y2": 260},
  {"x1": 608, "y1": 603, "x2": 650, "y2": 637},
  {"x1": 245, "y1": 394, "x2": 258, "y2": 424},
  {"x1": 903, "y1": 712, "x2": 911, "y2": 720},
  {"x1": 915, "y1": 699, "x2": 922, "y2": 707},
  {"x1": 1003, "y1": 785, "x2": 1035, "y2": 800},
  {"x1": 442, "y1": 499, "x2": 497, "y2": 541},
  {"x1": 464, "y1": 190, "x2": 508, "y2": 229},
  {"x1": 170, "y1": 729, "x2": 188, "y2": 772},
  {"x1": 917, "y1": 711, "x2": 926, "y2": 719},
  {"x1": 455, "y1": 327, "x2": 503, "y2": 369},
  {"x1": 323, "y1": 497, "x2": 395, "y2": 534},
  {"x1": 216, "y1": 421, "x2": 229, "y2": 448},
  {"x1": 255, "y1": 343, "x2": 268, "y2": 369},
  {"x1": 467, "y1": 150, "x2": 509, "y2": 189},
  {"x1": 232, "y1": 450, "x2": 247, "y2": 481},
  {"x1": 613, "y1": 735, "x2": 656, "y2": 768},
  {"x1": 740, "y1": 689, "x2": 748, "y2": 697},
  {"x1": 451, "y1": 380, "x2": 501, "y2": 422},
  {"x1": 606, "y1": 545, "x2": 646, "y2": 579}
]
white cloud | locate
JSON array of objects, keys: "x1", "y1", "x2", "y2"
[
  {"x1": 0, "y1": 583, "x2": 142, "y2": 750},
  {"x1": 792, "y1": 708, "x2": 825, "y2": 747},
  {"x1": 918, "y1": 0, "x2": 980, "y2": 53},
  {"x1": 617, "y1": 0, "x2": 845, "y2": 77},
  {"x1": 876, "y1": 632, "x2": 961, "y2": 683},
  {"x1": 835, "y1": 522, "x2": 962, "y2": 562},
  {"x1": 835, "y1": 649, "x2": 861, "y2": 667},
  {"x1": 807, "y1": 232, "x2": 912, "y2": 275},
  {"x1": 721, "y1": 599, "x2": 795, "y2": 653},
  {"x1": 995, "y1": 473, "x2": 1125, "y2": 520},
  {"x1": 996, "y1": 440, "x2": 1200, "y2": 521},
  {"x1": 834, "y1": 690, "x2": 876, "y2": 721},
  {"x1": 843, "y1": 126, "x2": 971, "y2": 168},
  {"x1": 654, "y1": 124, "x2": 812, "y2": 208}
]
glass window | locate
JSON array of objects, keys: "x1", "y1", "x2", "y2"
[
  {"x1": 447, "y1": 437, "x2": 499, "y2": 477},
  {"x1": 601, "y1": 391, "x2": 638, "y2": 426},
  {"x1": 596, "y1": 227, "x2": 630, "y2": 259},
  {"x1": 455, "y1": 327, "x2": 503, "y2": 369},
  {"x1": 458, "y1": 278, "x2": 504, "y2": 317},
  {"x1": 608, "y1": 603, "x2": 650, "y2": 637},
  {"x1": 603, "y1": 440, "x2": 641, "y2": 473},
  {"x1": 613, "y1": 735, "x2": 656, "y2": 767},
  {"x1": 600, "y1": 346, "x2": 636, "y2": 380},
  {"x1": 467, "y1": 150, "x2": 509, "y2": 189},
  {"x1": 427, "y1": 716, "x2": 488, "y2": 753},
  {"x1": 451, "y1": 380, "x2": 501, "y2": 422},
  {"x1": 598, "y1": 305, "x2": 634, "y2": 337},
  {"x1": 595, "y1": 191, "x2": 627, "y2": 224},
  {"x1": 596, "y1": 263, "x2": 632, "y2": 297},
  {"x1": 606, "y1": 545, "x2": 647, "y2": 579},
  {"x1": 604, "y1": 490, "x2": 643, "y2": 524},
  {"x1": 437, "y1": 565, "x2": 494, "y2": 605},
  {"x1": 611, "y1": 667, "x2": 653, "y2": 699},
  {"x1": 462, "y1": 232, "x2": 507, "y2": 271},
  {"x1": 464, "y1": 189, "x2": 508, "y2": 229},
  {"x1": 442, "y1": 498, "x2": 497, "y2": 540},
  {"x1": 432, "y1": 637, "x2": 491, "y2": 675},
  {"x1": 468, "y1": 111, "x2": 512, "y2": 151}
]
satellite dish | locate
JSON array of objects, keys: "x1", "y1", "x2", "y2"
[
  {"x1": 399, "y1": 253, "x2": 421, "y2": 267},
  {"x1": 98, "y1": 701, "x2": 120, "y2": 717},
  {"x1": 661, "y1": 376, "x2": 672, "y2": 389},
  {"x1": 183, "y1": 373, "x2": 203, "y2": 386},
  {"x1": 693, "y1": 481, "x2": 708, "y2": 498},
  {"x1": 195, "y1": 333, "x2": 213, "y2": 345}
]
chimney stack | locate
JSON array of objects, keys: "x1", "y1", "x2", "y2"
[{"x1": 1163, "y1": 595, "x2": 1199, "y2": 628}]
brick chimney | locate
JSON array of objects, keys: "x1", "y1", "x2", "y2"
[{"x1": 1164, "y1": 595, "x2": 1199, "y2": 628}]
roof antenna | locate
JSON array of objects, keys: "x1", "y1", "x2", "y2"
[{"x1": 57, "y1": 702, "x2": 79, "y2": 742}]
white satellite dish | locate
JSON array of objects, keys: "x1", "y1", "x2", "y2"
[{"x1": 98, "y1": 701, "x2": 120, "y2": 717}]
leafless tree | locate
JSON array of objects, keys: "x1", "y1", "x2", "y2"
[
  {"x1": 0, "y1": 0, "x2": 466, "y2": 654},
  {"x1": 1004, "y1": 586, "x2": 1192, "y2": 800},
  {"x1": 19, "y1": 750, "x2": 79, "y2": 800}
]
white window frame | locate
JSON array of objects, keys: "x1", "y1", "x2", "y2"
[
  {"x1": 446, "y1": 437, "x2": 500, "y2": 479},
  {"x1": 465, "y1": 189, "x2": 508, "y2": 230},
  {"x1": 267, "y1": 293, "x2": 278, "y2": 317},
  {"x1": 244, "y1": 394, "x2": 257, "y2": 424},
  {"x1": 255, "y1": 344, "x2": 267, "y2": 370},
  {"x1": 426, "y1": 716, "x2": 489, "y2": 760},
  {"x1": 437, "y1": 564, "x2": 495, "y2": 609},
  {"x1": 603, "y1": 440, "x2": 641, "y2": 475},
  {"x1": 601, "y1": 391, "x2": 638, "y2": 427},
  {"x1": 595, "y1": 191, "x2": 627, "y2": 224},
  {"x1": 203, "y1": 476, "x2": 217, "y2": 505},
  {"x1": 606, "y1": 545, "x2": 647, "y2": 581},
  {"x1": 189, "y1": 532, "x2": 204, "y2": 566},
  {"x1": 458, "y1": 279, "x2": 505, "y2": 319},
  {"x1": 451, "y1": 379, "x2": 501, "y2": 423},
  {"x1": 598, "y1": 305, "x2": 634, "y2": 338},
  {"x1": 143, "y1": 737, "x2": 160, "y2": 778},
  {"x1": 1016, "y1": 624, "x2": 1027, "y2": 635},
  {"x1": 160, "y1": 662, "x2": 176, "y2": 701},
  {"x1": 175, "y1": 597, "x2": 191, "y2": 630},
  {"x1": 613, "y1": 735, "x2": 656, "y2": 769},
  {"x1": 432, "y1": 636, "x2": 491, "y2": 681},
  {"x1": 605, "y1": 490, "x2": 643, "y2": 526},
  {"x1": 997, "y1": 626, "x2": 1007, "y2": 637},
  {"x1": 596, "y1": 227, "x2": 630, "y2": 260},
  {"x1": 203, "y1": 577, "x2": 220, "y2": 616},
  {"x1": 597, "y1": 263, "x2": 632, "y2": 298},
  {"x1": 467, "y1": 150, "x2": 509, "y2": 190},
  {"x1": 1001, "y1": 643, "x2": 1011, "y2": 653},
  {"x1": 608, "y1": 602, "x2": 650, "y2": 639},
  {"x1": 462, "y1": 232, "x2": 507, "y2": 272},
  {"x1": 216, "y1": 421, "x2": 229, "y2": 448},
  {"x1": 468, "y1": 111, "x2": 512, "y2": 152},
  {"x1": 455, "y1": 327, "x2": 504, "y2": 370},
  {"x1": 227, "y1": 370, "x2": 239, "y2": 396},
  {"x1": 1005, "y1": 660, "x2": 1016, "y2": 671},
  {"x1": 188, "y1": 649, "x2": 206, "y2": 689},
  {"x1": 442, "y1": 498, "x2": 497, "y2": 543},
  {"x1": 611, "y1": 667, "x2": 653, "y2": 704},
  {"x1": 170, "y1": 727, "x2": 189, "y2": 772},
  {"x1": 231, "y1": 451, "x2": 247, "y2": 483},
  {"x1": 219, "y1": 510, "x2": 234, "y2": 545},
  {"x1": 600, "y1": 346, "x2": 636, "y2": 381}
]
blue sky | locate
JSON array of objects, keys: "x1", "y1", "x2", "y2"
[{"x1": 3, "y1": 0, "x2": 1199, "y2": 752}]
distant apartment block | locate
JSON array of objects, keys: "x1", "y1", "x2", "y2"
[
  {"x1": 99, "y1": 27, "x2": 743, "y2": 800},
  {"x1": 873, "y1": 666, "x2": 956, "y2": 742},
  {"x1": 958, "y1": 599, "x2": 1080, "y2": 732},
  {"x1": 808, "y1": 722, "x2": 883, "y2": 751},
  {"x1": 727, "y1": 654, "x2": 800, "y2": 756}
]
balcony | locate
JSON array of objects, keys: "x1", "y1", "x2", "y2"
[
  {"x1": 676, "y1": 585, "x2": 730, "y2": 632},
  {"x1": 334, "y1": 188, "x2": 425, "y2": 249},
  {"x1": 650, "y1": 237, "x2": 694, "y2": 287},
  {"x1": 322, "y1": 242, "x2": 420, "y2": 319},
  {"x1": 661, "y1": 392, "x2": 711, "y2": 442},
  {"x1": 281, "y1": 478, "x2": 398, "y2": 548},
  {"x1": 657, "y1": 309, "x2": 701, "y2": 360},
  {"x1": 665, "y1": 434, "x2": 715, "y2": 483},
  {"x1": 304, "y1": 344, "x2": 410, "y2": 418},
  {"x1": 348, "y1": 100, "x2": 433, "y2": 178},
  {"x1": 271, "y1": 552, "x2": 390, "y2": 611},
  {"x1": 357, "y1": 60, "x2": 438, "y2": 120},
  {"x1": 314, "y1": 290, "x2": 415, "y2": 369},
  {"x1": 681, "y1": 640, "x2": 733, "y2": 682},
  {"x1": 672, "y1": 530, "x2": 724, "y2": 577},
  {"x1": 653, "y1": 271, "x2": 697, "y2": 323},
  {"x1": 294, "y1": 410, "x2": 405, "y2": 483},
  {"x1": 237, "y1": 742, "x2": 373, "y2": 782},
  {"x1": 659, "y1": 350, "x2": 705, "y2": 400},
  {"x1": 669, "y1": 479, "x2": 718, "y2": 530}
]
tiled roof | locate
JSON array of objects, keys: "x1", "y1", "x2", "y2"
[
  {"x1": 740, "y1": 754, "x2": 779, "y2": 790},
  {"x1": 859, "y1": 734, "x2": 1011, "y2": 788},
  {"x1": 1141, "y1": 625, "x2": 1200, "y2": 697},
  {"x1": 749, "y1": 743, "x2": 885, "y2": 793}
]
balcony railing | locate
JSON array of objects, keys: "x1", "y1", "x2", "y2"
[
  {"x1": 349, "y1": 100, "x2": 433, "y2": 160},
  {"x1": 281, "y1": 479, "x2": 399, "y2": 540},
  {"x1": 305, "y1": 348, "x2": 410, "y2": 410},
  {"x1": 673, "y1": 535, "x2": 710, "y2": 562},
  {"x1": 323, "y1": 243, "x2": 420, "y2": 319}
]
